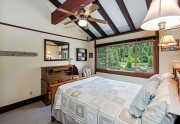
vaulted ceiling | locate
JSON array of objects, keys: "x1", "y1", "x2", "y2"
[{"x1": 49, "y1": 0, "x2": 180, "y2": 40}]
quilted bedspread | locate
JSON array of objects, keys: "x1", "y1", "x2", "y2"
[{"x1": 54, "y1": 76, "x2": 142, "y2": 124}]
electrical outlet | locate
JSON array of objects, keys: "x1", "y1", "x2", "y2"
[{"x1": 30, "y1": 91, "x2": 32, "y2": 95}]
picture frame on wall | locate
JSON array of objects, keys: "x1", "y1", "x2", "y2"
[
  {"x1": 161, "y1": 39, "x2": 179, "y2": 52},
  {"x1": 89, "y1": 53, "x2": 93, "y2": 58}
]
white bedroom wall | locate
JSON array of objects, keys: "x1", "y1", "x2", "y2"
[
  {"x1": 89, "y1": 30, "x2": 180, "y2": 85},
  {"x1": 0, "y1": 0, "x2": 89, "y2": 107}
]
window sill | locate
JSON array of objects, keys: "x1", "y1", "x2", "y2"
[{"x1": 96, "y1": 68, "x2": 157, "y2": 78}]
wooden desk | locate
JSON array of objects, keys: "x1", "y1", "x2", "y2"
[{"x1": 41, "y1": 65, "x2": 79, "y2": 105}]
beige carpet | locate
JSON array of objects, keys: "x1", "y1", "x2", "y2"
[{"x1": 0, "y1": 101, "x2": 61, "y2": 124}]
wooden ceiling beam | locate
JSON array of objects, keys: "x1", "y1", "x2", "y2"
[
  {"x1": 115, "y1": 0, "x2": 136, "y2": 31},
  {"x1": 49, "y1": 0, "x2": 97, "y2": 39},
  {"x1": 92, "y1": 0, "x2": 120, "y2": 34},
  {"x1": 146, "y1": 0, "x2": 152, "y2": 10},
  {"x1": 88, "y1": 16, "x2": 107, "y2": 37},
  {"x1": 51, "y1": 0, "x2": 95, "y2": 24}
]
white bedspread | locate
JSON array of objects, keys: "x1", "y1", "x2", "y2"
[{"x1": 53, "y1": 76, "x2": 142, "y2": 124}]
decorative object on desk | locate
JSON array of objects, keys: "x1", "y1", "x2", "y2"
[
  {"x1": 0, "y1": 51, "x2": 38, "y2": 57},
  {"x1": 89, "y1": 53, "x2": 93, "y2": 58},
  {"x1": 76, "y1": 48, "x2": 87, "y2": 61},
  {"x1": 161, "y1": 39, "x2": 179, "y2": 52},
  {"x1": 141, "y1": 0, "x2": 180, "y2": 31},
  {"x1": 68, "y1": 58, "x2": 73, "y2": 65},
  {"x1": 44, "y1": 39, "x2": 69, "y2": 61}
]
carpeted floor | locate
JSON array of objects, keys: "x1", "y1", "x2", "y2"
[{"x1": 0, "y1": 101, "x2": 61, "y2": 124}]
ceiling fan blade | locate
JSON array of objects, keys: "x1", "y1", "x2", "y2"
[
  {"x1": 64, "y1": 19, "x2": 79, "y2": 25},
  {"x1": 57, "y1": 8, "x2": 78, "y2": 16},
  {"x1": 88, "y1": 18, "x2": 108, "y2": 24},
  {"x1": 84, "y1": 24, "x2": 89, "y2": 29},
  {"x1": 85, "y1": 4, "x2": 99, "y2": 16}
]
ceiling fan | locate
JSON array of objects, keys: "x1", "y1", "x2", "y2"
[{"x1": 57, "y1": 4, "x2": 108, "y2": 29}]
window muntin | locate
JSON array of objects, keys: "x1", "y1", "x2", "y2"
[{"x1": 97, "y1": 41, "x2": 155, "y2": 74}]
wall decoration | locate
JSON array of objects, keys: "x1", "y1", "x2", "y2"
[
  {"x1": 44, "y1": 39, "x2": 69, "y2": 61},
  {"x1": 0, "y1": 51, "x2": 38, "y2": 57},
  {"x1": 76, "y1": 48, "x2": 87, "y2": 61},
  {"x1": 89, "y1": 53, "x2": 93, "y2": 58},
  {"x1": 161, "y1": 39, "x2": 179, "y2": 52}
]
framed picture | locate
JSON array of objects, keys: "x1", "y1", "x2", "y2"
[
  {"x1": 161, "y1": 39, "x2": 179, "y2": 52},
  {"x1": 89, "y1": 53, "x2": 93, "y2": 58}
]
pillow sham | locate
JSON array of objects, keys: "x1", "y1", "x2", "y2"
[
  {"x1": 142, "y1": 78, "x2": 180, "y2": 124},
  {"x1": 129, "y1": 79, "x2": 160, "y2": 118},
  {"x1": 145, "y1": 74, "x2": 160, "y2": 83},
  {"x1": 160, "y1": 72, "x2": 174, "y2": 81}
]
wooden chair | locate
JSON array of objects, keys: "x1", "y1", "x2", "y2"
[{"x1": 82, "y1": 66, "x2": 92, "y2": 77}]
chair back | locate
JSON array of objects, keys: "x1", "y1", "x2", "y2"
[{"x1": 82, "y1": 66, "x2": 91, "y2": 77}]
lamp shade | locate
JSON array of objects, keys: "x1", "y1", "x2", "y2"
[
  {"x1": 159, "y1": 34, "x2": 177, "y2": 46},
  {"x1": 141, "y1": 0, "x2": 180, "y2": 31}
]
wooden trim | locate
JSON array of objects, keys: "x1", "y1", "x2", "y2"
[
  {"x1": 96, "y1": 69, "x2": 157, "y2": 78},
  {"x1": 50, "y1": 75, "x2": 96, "y2": 122},
  {"x1": 92, "y1": 0, "x2": 120, "y2": 34},
  {"x1": 146, "y1": 0, "x2": 152, "y2": 10},
  {"x1": 155, "y1": 31, "x2": 159, "y2": 74},
  {"x1": 95, "y1": 40, "x2": 97, "y2": 74},
  {"x1": 95, "y1": 35, "x2": 157, "y2": 48},
  {"x1": 90, "y1": 29, "x2": 143, "y2": 41},
  {"x1": 0, "y1": 22, "x2": 87, "y2": 41},
  {"x1": 115, "y1": 0, "x2": 136, "y2": 31},
  {"x1": 0, "y1": 95, "x2": 41, "y2": 114}
]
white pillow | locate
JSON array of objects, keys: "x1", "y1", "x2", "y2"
[
  {"x1": 160, "y1": 72, "x2": 174, "y2": 81},
  {"x1": 142, "y1": 78, "x2": 180, "y2": 124},
  {"x1": 129, "y1": 80, "x2": 160, "y2": 118},
  {"x1": 145, "y1": 74, "x2": 160, "y2": 83}
]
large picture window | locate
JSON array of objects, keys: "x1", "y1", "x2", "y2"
[{"x1": 96, "y1": 39, "x2": 159, "y2": 78}]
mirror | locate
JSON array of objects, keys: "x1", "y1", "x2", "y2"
[{"x1": 44, "y1": 39, "x2": 69, "y2": 61}]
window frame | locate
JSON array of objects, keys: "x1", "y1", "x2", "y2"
[{"x1": 95, "y1": 40, "x2": 159, "y2": 78}]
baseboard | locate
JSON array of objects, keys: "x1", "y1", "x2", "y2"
[{"x1": 0, "y1": 95, "x2": 42, "y2": 114}]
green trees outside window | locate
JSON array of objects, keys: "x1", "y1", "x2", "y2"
[{"x1": 97, "y1": 42, "x2": 153, "y2": 73}]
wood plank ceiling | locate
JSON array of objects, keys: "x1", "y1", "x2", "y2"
[{"x1": 49, "y1": 0, "x2": 152, "y2": 40}]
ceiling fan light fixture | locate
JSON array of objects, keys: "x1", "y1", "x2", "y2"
[
  {"x1": 141, "y1": 0, "x2": 180, "y2": 31},
  {"x1": 78, "y1": 20, "x2": 87, "y2": 27}
]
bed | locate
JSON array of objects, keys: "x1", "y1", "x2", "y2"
[{"x1": 50, "y1": 75, "x2": 180, "y2": 124}]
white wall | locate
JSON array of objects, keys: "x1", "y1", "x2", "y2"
[
  {"x1": 88, "y1": 41, "x2": 95, "y2": 74},
  {"x1": 0, "y1": 0, "x2": 89, "y2": 107},
  {"x1": 89, "y1": 30, "x2": 180, "y2": 85},
  {"x1": 0, "y1": 0, "x2": 90, "y2": 40}
]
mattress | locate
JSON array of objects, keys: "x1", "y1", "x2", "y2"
[{"x1": 52, "y1": 76, "x2": 142, "y2": 124}]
